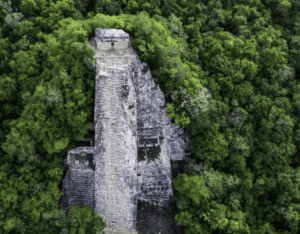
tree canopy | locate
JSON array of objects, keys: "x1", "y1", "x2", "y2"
[{"x1": 1, "y1": 0, "x2": 300, "y2": 233}]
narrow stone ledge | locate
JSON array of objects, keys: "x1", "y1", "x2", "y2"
[{"x1": 99, "y1": 228, "x2": 138, "y2": 234}]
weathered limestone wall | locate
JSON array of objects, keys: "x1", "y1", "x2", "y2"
[
  {"x1": 131, "y1": 51, "x2": 191, "y2": 208},
  {"x1": 133, "y1": 61, "x2": 174, "y2": 207},
  {"x1": 93, "y1": 28, "x2": 138, "y2": 234}
]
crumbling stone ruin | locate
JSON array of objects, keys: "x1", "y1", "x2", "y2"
[{"x1": 61, "y1": 28, "x2": 192, "y2": 234}]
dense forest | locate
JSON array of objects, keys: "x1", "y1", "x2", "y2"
[{"x1": 1, "y1": 0, "x2": 300, "y2": 233}]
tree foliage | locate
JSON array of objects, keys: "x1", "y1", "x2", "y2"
[{"x1": 1, "y1": 0, "x2": 300, "y2": 233}]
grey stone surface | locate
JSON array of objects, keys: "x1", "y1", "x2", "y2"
[
  {"x1": 61, "y1": 169, "x2": 95, "y2": 211},
  {"x1": 93, "y1": 29, "x2": 137, "y2": 233},
  {"x1": 136, "y1": 199, "x2": 184, "y2": 234},
  {"x1": 61, "y1": 28, "x2": 192, "y2": 234}
]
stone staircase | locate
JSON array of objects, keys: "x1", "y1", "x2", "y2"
[
  {"x1": 67, "y1": 169, "x2": 95, "y2": 210},
  {"x1": 94, "y1": 52, "x2": 137, "y2": 233}
]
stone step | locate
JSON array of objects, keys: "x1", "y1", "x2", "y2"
[
  {"x1": 69, "y1": 180, "x2": 94, "y2": 184},
  {"x1": 70, "y1": 196, "x2": 95, "y2": 199},
  {"x1": 99, "y1": 79, "x2": 124, "y2": 82},
  {"x1": 70, "y1": 201, "x2": 95, "y2": 205},
  {"x1": 69, "y1": 177, "x2": 94, "y2": 181},
  {"x1": 100, "y1": 83, "x2": 124, "y2": 85},
  {"x1": 99, "y1": 87, "x2": 122, "y2": 90},
  {"x1": 71, "y1": 184, "x2": 94, "y2": 188},
  {"x1": 98, "y1": 227, "x2": 138, "y2": 234},
  {"x1": 70, "y1": 198, "x2": 95, "y2": 202},
  {"x1": 70, "y1": 203, "x2": 95, "y2": 207},
  {"x1": 70, "y1": 197, "x2": 95, "y2": 201},
  {"x1": 70, "y1": 197, "x2": 95, "y2": 200},
  {"x1": 70, "y1": 181, "x2": 94, "y2": 185},
  {"x1": 97, "y1": 109, "x2": 122, "y2": 112},
  {"x1": 69, "y1": 185, "x2": 95, "y2": 189},
  {"x1": 70, "y1": 191, "x2": 95, "y2": 195}
]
